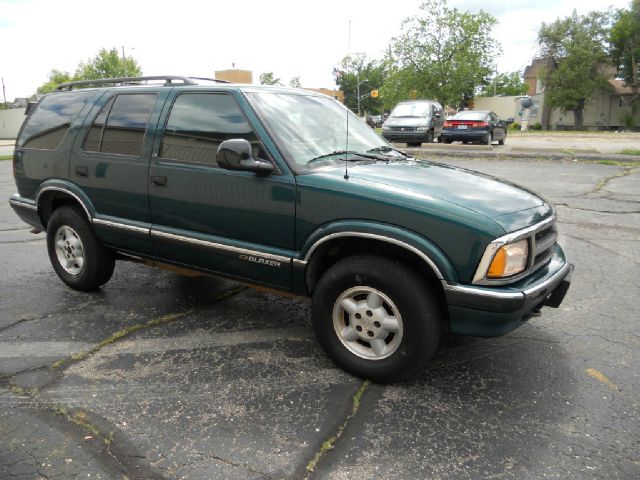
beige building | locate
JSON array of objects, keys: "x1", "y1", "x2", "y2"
[{"x1": 215, "y1": 69, "x2": 253, "y2": 84}]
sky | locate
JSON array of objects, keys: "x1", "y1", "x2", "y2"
[{"x1": 0, "y1": 0, "x2": 632, "y2": 100}]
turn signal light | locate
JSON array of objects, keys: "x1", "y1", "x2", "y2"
[{"x1": 487, "y1": 240, "x2": 529, "y2": 278}]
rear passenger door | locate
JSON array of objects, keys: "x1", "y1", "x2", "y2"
[
  {"x1": 71, "y1": 90, "x2": 169, "y2": 255},
  {"x1": 148, "y1": 90, "x2": 296, "y2": 288}
]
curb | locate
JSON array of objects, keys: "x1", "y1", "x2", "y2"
[{"x1": 404, "y1": 146, "x2": 640, "y2": 163}]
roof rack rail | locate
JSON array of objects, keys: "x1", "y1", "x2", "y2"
[{"x1": 56, "y1": 75, "x2": 230, "y2": 91}]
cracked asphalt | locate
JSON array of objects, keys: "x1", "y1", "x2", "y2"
[{"x1": 1, "y1": 156, "x2": 638, "y2": 479}]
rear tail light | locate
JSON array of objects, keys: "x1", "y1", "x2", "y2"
[
  {"x1": 473, "y1": 121, "x2": 489, "y2": 128},
  {"x1": 444, "y1": 121, "x2": 453, "y2": 128}
]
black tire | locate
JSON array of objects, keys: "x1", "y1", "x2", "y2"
[
  {"x1": 46, "y1": 206, "x2": 115, "y2": 291},
  {"x1": 483, "y1": 132, "x2": 492, "y2": 145},
  {"x1": 498, "y1": 131, "x2": 506, "y2": 145},
  {"x1": 407, "y1": 142, "x2": 421, "y2": 147},
  {"x1": 425, "y1": 130, "x2": 434, "y2": 144},
  {"x1": 311, "y1": 255, "x2": 441, "y2": 383}
]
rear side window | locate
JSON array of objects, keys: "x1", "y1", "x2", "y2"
[
  {"x1": 83, "y1": 94, "x2": 156, "y2": 156},
  {"x1": 161, "y1": 93, "x2": 260, "y2": 165},
  {"x1": 17, "y1": 92, "x2": 94, "y2": 150}
]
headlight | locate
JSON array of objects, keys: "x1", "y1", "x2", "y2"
[
  {"x1": 487, "y1": 239, "x2": 529, "y2": 278},
  {"x1": 382, "y1": 124, "x2": 390, "y2": 131},
  {"x1": 416, "y1": 126, "x2": 428, "y2": 131}
]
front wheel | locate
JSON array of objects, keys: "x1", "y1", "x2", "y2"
[
  {"x1": 46, "y1": 206, "x2": 115, "y2": 291},
  {"x1": 312, "y1": 255, "x2": 441, "y2": 383}
]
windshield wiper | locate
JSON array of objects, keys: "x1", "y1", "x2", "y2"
[
  {"x1": 307, "y1": 150, "x2": 386, "y2": 166},
  {"x1": 367, "y1": 146, "x2": 408, "y2": 158}
]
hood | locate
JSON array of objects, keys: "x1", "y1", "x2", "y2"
[{"x1": 328, "y1": 160, "x2": 551, "y2": 231}]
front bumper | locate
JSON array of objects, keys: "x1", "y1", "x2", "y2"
[
  {"x1": 443, "y1": 244, "x2": 573, "y2": 337},
  {"x1": 382, "y1": 130, "x2": 429, "y2": 143}
]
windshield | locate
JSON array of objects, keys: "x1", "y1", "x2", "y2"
[
  {"x1": 390, "y1": 103, "x2": 431, "y2": 118},
  {"x1": 246, "y1": 92, "x2": 391, "y2": 172}
]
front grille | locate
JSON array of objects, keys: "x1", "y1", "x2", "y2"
[
  {"x1": 531, "y1": 223, "x2": 557, "y2": 271},
  {"x1": 391, "y1": 126, "x2": 416, "y2": 132}
]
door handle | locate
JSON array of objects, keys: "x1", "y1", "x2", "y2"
[
  {"x1": 75, "y1": 166, "x2": 88, "y2": 177},
  {"x1": 151, "y1": 176, "x2": 167, "y2": 187}
]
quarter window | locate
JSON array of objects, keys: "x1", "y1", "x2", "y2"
[
  {"x1": 17, "y1": 92, "x2": 94, "y2": 150},
  {"x1": 161, "y1": 93, "x2": 262, "y2": 165},
  {"x1": 84, "y1": 94, "x2": 156, "y2": 156}
]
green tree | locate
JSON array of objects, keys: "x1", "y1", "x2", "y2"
[
  {"x1": 75, "y1": 48, "x2": 141, "y2": 80},
  {"x1": 289, "y1": 76, "x2": 302, "y2": 88},
  {"x1": 37, "y1": 69, "x2": 74, "y2": 94},
  {"x1": 333, "y1": 53, "x2": 387, "y2": 115},
  {"x1": 478, "y1": 71, "x2": 528, "y2": 96},
  {"x1": 382, "y1": 0, "x2": 497, "y2": 108},
  {"x1": 538, "y1": 10, "x2": 612, "y2": 130},
  {"x1": 259, "y1": 72, "x2": 282, "y2": 86},
  {"x1": 611, "y1": 0, "x2": 640, "y2": 123}
]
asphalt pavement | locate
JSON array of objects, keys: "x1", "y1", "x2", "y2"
[{"x1": 1, "y1": 155, "x2": 639, "y2": 479}]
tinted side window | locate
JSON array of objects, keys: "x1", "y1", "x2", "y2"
[
  {"x1": 17, "y1": 92, "x2": 94, "y2": 150},
  {"x1": 161, "y1": 93, "x2": 260, "y2": 165},
  {"x1": 83, "y1": 97, "x2": 114, "y2": 152},
  {"x1": 84, "y1": 94, "x2": 156, "y2": 156},
  {"x1": 102, "y1": 94, "x2": 156, "y2": 156}
]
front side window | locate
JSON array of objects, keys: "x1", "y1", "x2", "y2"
[
  {"x1": 84, "y1": 93, "x2": 156, "y2": 156},
  {"x1": 18, "y1": 91, "x2": 94, "y2": 150},
  {"x1": 161, "y1": 93, "x2": 261, "y2": 166}
]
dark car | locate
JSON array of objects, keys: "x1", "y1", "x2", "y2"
[
  {"x1": 9, "y1": 76, "x2": 572, "y2": 383},
  {"x1": 365, "y1": 114, "x2": 383, "y2": 128},
  {"x1": 442, "y1": 110, "x2": 507, "y2": 145}
]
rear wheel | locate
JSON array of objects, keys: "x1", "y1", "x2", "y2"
[
  {"x1": 312, "y1": 255, "x2": 441, "y2": 383},
  {"x1": 498, "y1": 131, "x2": 506, "y2": 145},
  {"x1": 46, "y1": 206, "x2": 115, "y2": 291}
]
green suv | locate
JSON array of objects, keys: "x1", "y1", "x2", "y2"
[{"x1": 9, "y1": 76, "x2": 572, "y2": 382}]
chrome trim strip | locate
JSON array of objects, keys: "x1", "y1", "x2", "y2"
[
  {"x1": 292, "y1": 258, "x2": 307, "y2": 267},
  {"x1": 35, "y1": 186, "x2": 92, "y2": 221},
  {"x1": 523, "y1": 261, "x2": 572, "y2": 297},
  {"x1": 9, "y1": 196, "x2": 38, "y2": 211},
  {"x1": 443, "y1": 283, "x2": 524, "y2": 301},
  {"x1": 472, "y1": 215, "x2": 556, "y2": 285},
  {"x1": 93, "y1": 218, "x2": 150, "y2": 235},
  {"x1": 151, "y1": 230, "x2": 291, "y2": 263},
  {"x1": 302, "y1": 232, "x2": 444, "y2": 280}
]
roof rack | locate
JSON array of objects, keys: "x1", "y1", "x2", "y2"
[{"x1": 56, "y1": 75, "x2": 231, "y2": 91}]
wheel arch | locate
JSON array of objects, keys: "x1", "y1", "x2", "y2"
[
  {"x1": 299, "y1": 224, "x2": 457, "y2": 317},
  {"x1": 35, "y1": 181, "x2": 95, "y2": 227}
]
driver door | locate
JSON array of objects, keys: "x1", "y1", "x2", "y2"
[{"x1": 148, "y1": 90, "x2": 296, "y2": 288}]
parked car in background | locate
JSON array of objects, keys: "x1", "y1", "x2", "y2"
[
  {"x1": 365, "y1": 115, "x2": 383, "y2": 128},
  {"x1": 442, "y1": 110, "x2": 507, "y2": 145},
  {"x1": 381, "y1": 100, "x2": 444, "y2": 146}
]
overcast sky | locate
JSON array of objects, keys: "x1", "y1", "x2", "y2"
[{"x1": 0, "y1": 0, "x2": 631, "y2": 100}]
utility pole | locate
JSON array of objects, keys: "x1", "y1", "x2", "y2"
[{"x1": 121, "y1": 46, "x2": 128, "y2": 77}]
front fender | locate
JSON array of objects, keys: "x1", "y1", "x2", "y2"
[{"x1": 296, "y1": 219, "x2": 458, "y2": 282}]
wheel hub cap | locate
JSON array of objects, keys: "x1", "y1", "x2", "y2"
[
  {"x1": 332, "y1": 286, "x2": 403, "y2": 360},
  {"x1": 54, "y1": 225, "x2": 85, "y2": 275}
]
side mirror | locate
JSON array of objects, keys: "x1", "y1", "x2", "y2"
[
  {"x1": 216, "y1": 139, "x2": 273, "y2": 174},
  {"x1": 434, "y1": 113, "x2": 441, "y2": 119}
]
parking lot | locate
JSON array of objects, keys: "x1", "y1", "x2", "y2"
[{"x1": 1, "y1": 154, "x2": 639, "y2": 479}]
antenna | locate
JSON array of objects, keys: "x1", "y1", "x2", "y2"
[
  {"x1": 344, "y1": 19, "x2": 352, "y2": 181},
  {"x1": 344, "y1": 106, "x2": 350, "y2": 180}
]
